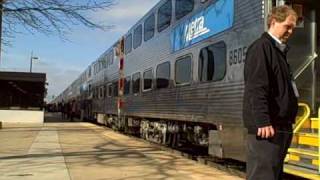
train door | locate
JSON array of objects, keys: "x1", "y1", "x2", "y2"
[{"x1": 270, "y1": 0, "x2": 319, "y2": 114}]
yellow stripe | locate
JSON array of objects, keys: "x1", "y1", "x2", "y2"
[
  {"x1": 294, "y1": 133, "x2": 318, "y2": 147},
  {"x1": 284, "y1": 166, "x2": 320, "y2": 180},
  {"x1": 288, "y1": 148, "x2": 318, "y2": 157},
  {"x1": 286, "y1": 154, "x2": 300, "y2": 161},
  {"x1": 311, "y1": 118, "x2": 320, "y2": 129}
]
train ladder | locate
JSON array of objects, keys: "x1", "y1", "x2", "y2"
[{"x1": 284, "y1": 103, "x2": 320, "y2": 180}]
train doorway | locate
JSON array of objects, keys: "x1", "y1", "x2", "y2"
[{"x1": 270, "y1": 0, "x2": 320, "y2": 113}]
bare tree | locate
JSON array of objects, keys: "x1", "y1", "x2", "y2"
[{"x1": 1, "y1": 0, "x2": 115, "y2": 44}]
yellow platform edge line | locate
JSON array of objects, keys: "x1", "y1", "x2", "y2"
[{"x1": 284, "y1": 167, "x2": 320, "y2": 180}]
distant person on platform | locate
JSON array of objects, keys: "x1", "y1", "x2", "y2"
[
  {"x1": 243, "y1": 5, "x2": 299, "y2": 180},
  {"x1": 61, "y1": 101, "x2": 66, "y2": 120}
]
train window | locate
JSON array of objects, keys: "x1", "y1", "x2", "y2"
[
  {"x1": 104, "y1": 54, "x2": 110, "y2": 67},
  {"x1": 107, "y1": 84, "x2": 112, "y2": 97},
  {"x1": 199, "y1": 41, "x2": 226, "y2": 82},
  {"x1": 104, "y1": 85, "x2": 107, "y2": 98},
  {"x1": 113, "y1": 81, "x2": 118, "y2": 97},
  {"x1": 132, "y1": 72, "x2": 141, "y2": 94},
  {"x1": 143, "y1": 69, "x2": 153, "y2": 91},
  {"x1": 99, "y1": 86, "x2": 104, "y2": 99},
  {"x1": 125, "y1": 34, "x2": 132, "y2": 54},
  {"x1": 94, "y1": 87, "x2": 97, "y2": 99},
  {"x1": 133, "y1": 25, "x2": 142, "y2": 49},
  {"x1": 98, "y1": 87, "x2": 101, "y2": 99},
  {"x1": 102, "y1": 60, "x2": 106, "y2": 69},
  {"x1": 175, "y1": 0, "x2": 194, "y2": 20},
  {"x1": 88, "y1": 68, "x2": 92, "y2": 78},
  {"x1": 107, "y1": 52, "x2": 113, "y2": 67},
  {"x1": 175, "y1": 56, "x2": 192, "y2": 85},
  {"x1": 157, "y1": 0, "x2": 172, "y2": 32},
  {"x1": 156, "y1": 62, "x2": 170, "y2": 89},
  {"x1": 110, "y1": 50, "x2": 114, "y2": 65},
  {"x1": 124, "y1": 76, "x2": 131, "y2": 95},
  {"x1": 144, "y1": 13, "x2": 155, "y2": 42},
  {"x1": 88, "y1": 84, "x2": 92, "y2": 95}
]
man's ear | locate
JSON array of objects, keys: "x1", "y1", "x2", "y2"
[{"x1": 270, "y1": 18, "x2": 276, "y2": 28}]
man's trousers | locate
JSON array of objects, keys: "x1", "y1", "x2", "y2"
[{"x1": 246, "y1": 125, "x2": 293, "y2": 180}]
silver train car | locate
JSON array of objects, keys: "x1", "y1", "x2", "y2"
[{"x1": 54, "y1": 0, "x2": 320, "y2": 177}]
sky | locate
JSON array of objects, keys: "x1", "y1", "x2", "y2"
[{"x1": 0, "y1": 0, "x2": 159, "y2": 102}]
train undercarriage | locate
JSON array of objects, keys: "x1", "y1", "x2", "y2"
[{"x1": 97, "y1": 114, "x2": 214, "y2": 153}]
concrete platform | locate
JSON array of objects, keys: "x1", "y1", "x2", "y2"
[{"x1": 0, "y1": 113, "x2": 243, "y2": 180}]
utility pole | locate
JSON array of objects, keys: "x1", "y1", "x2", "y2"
[
  {"x1": 30, "y1": 51, "x2": 33, "y2": 72},
  {"x1": 29, "y1": 51, "x2": 39, "y2": 73}
]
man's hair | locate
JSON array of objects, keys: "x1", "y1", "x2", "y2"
[{"x1": 267, "y1": 5, "x2": 298, "y2": 28}]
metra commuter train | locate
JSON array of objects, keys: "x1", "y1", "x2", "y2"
[{"x1": 52, "y1": 0, "x2": 320, "y2": 178}]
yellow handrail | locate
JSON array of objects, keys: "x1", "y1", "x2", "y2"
[{"x1": 293, "y1": 103, "x2": 311, "y2": 133}]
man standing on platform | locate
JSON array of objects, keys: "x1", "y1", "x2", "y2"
[{"x1": 243, "y1": 5, "x2": 299, "y2": 180}]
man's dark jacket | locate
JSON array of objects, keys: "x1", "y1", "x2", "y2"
[{"x1": 243, "y1": 32, "x2": 298, "y2": 134}]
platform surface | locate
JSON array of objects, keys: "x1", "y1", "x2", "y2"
[{"x1": 0, "y1": 113, "x2": 243, "y2": 180}]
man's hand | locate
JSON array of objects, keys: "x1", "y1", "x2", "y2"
[{"x1": 257, "y1": 125, "x2": 275, "y2": 138}]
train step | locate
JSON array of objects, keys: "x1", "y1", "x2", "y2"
[
  {"x1": 291, "y1": 132, "x2": 319, "y2": 147},
  {"x1": 284, "y1": 163, "x2": 320, "y2": 180},
  {"x1": 286, "y1": 148, "x2": 318, "y2": 169},
  {"x1": 299, "y1": 118, "x2": 320, "y2": 130},
  {"x1": 285, "y1": 104, "x2": 320, "y2": 179}
]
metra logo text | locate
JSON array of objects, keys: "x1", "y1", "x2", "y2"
[{"x1": 185, "y1": 16, "x2": 210, "y2": 42}]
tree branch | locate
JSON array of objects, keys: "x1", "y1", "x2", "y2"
[{"x1": 1, "y1": 0, "x2": 115, "y2": 46}]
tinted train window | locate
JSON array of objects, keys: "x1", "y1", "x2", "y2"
[
  {"x1": 124, "y1": 76, "x2": 131, "y2": 95},
  {"x1": 95, "y1": 87, "x2": 98, "y2": 99},
  {"x1": 110, "y1": 51, "x2": 114, "y2": 65},
  {"x1": 157, "y1": 0, "x2": 172, "y2": 32},
  {"x1": 99, "y1": 86, "x2": 104, "y2": 99},
  {"x1": 199, "y1": 41, "x2": 226, "y2": 82},
  {"x1": 104, "y1": 85, "x2": 107, "y2": 97},
  {"x1": 107, "y1": 84, "x2": 112, "y2": 97},
  {"x1": 125, "y1": 34, "x2": 132, "y2": 54},
  {"x1": 102, "y1": 60, "x2": 106, "y2": 69},
  {"x1": 105, "y1": 55, "x2": 109, "y2": 67},
  {"x1": 113, "y1": 81, "x2": 118, "y2": 97},
  {"x1": 88, "y1": 68, "x2": 92, "y2": 77},
  {"x1": 88, "y1": 84, "x2": 92, "y2": 95},
  {"x1": 175, "y1": 56, "x2": 192, "y2": 85},
  {"x1": 143, "y1": 69, "x2": 153, "y2": 91},
  {"x1": 133, "y1": 25, "x2": 142, "y2": 49},
  {"x1": 175, "y1": 0, "x2": 194, "y2": 20},
  {"x1": 156, "y1": 62, "x2": 170, "y2": 89},
  {"x1": 106, "y1": 53, "x2": 110, "y2": 67},
  {"x1": 144, "y1": 13, "x2": 155, "y2": 42},
  {"x1": 132, "y1": 72, "x2": 141, "y2": 94}
]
